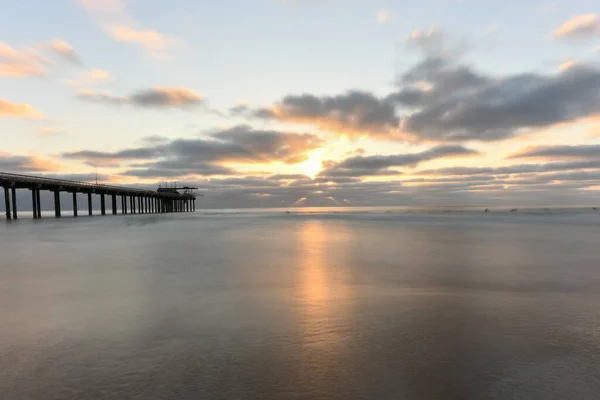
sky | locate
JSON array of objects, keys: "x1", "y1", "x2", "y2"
[{"x1": 2, "y1": 0, "x2": 600, "y2": 208}]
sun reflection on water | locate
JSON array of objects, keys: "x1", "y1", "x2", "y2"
[{"x1": 297, "y1": 220, "x2": 350, "y2": 349}]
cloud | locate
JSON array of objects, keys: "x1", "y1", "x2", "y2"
[
  {"x1": 105, "y1": 25, "x2": 178, "y2": 56},
  {"x1": 252, "y1": 56, "x2": 600, "y2": 142},
  {"x1": 320, "y1": 145, "x2": 478, "y2": 177},
  {"x1": 559, "y1": 60, "x2": 578, "y2": 71},
  {"x1": 376, "y1": 9, "x2": 395, "y2": 24},
  {"x1": 554, "y1": 14, "x2": 600, "y2": 39},
  {"x1": 77, "y1": 86, "x2": 203, "y2": 108},
  {"x1": 63, "y1": 125, "x2": 324, "y2": 175},
  {"x1": 0, "y1": 155, "x2": 57, "y2": 172},
  {"x1": 0, "y1": 98, "x2": 43, "y2": 118},
  {"x1": 131, "y1": 86, "x2": 202, "y2": 107},
  {"x1": 85, "y1": 68, "x2": 112, "y2": 82},
  {"x1": 510, "y1": 144, "x2": 600, "y2": 160},
  {"x1": 77, "y1": 89, "x2": 129, "y2": 104},
  {"x1": 48, "y1": 40, "x2": 82, "y2": 64},
  {"x1": 75, "y1": 0, "x2": 180, "y2": 58},
  {"x1": 406, "y1": 28, "x2": 446, "y2": 54},
  {"x1": 254, "y1": 91, "x2": 400, "y2": 139},
  {"x1": 0, "y1": 42, "x2": 47, "y2": 77},
  {"x1": 418, "y1": 160, "x2": 600, "y2": 176}
]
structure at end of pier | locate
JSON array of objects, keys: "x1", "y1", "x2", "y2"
[{"x1": 1, "y1": 172, "x2": 198, "y2": 220}]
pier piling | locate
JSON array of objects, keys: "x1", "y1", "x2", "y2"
[
  {"x1": 4, "y1": 187, "x2": 11, "y2": 220},
  {"x1": 36, "y1": 190, "x2": 41, "y2": 218},
  {"x1": 54, "y1": 190, "x2": 61, "y2": 217},
  {"x1": 73, "y1": 192, "x2": 78, "y2": 217}
]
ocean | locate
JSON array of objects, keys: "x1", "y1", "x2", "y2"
[{"x1": 1, "y1": 207, "x2": 600, "y2": 399}]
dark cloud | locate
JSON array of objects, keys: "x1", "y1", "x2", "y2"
[
  {"x1": 320, "y1": 145, "x2": 477, "y2": 177},
  {"x1": 418, "y1": 160, "x2": 600, "y2": 176},
  {"x1": 510, "y1": 144, "x2": 600, "y2": 159},
  {"x1": 254, "y1": 91, "x2": 400, "y2": 137},
  {"x1": 0, "y1": 155, "x2": 51, "y2": 172},
  {"x1": 268, "y1": 174, "x2": 311, "y2": 180},
  {"x1": 397, "y1": 61, "x2": 600, "y2": 141},
  {"x1": 77, "y1": 86, "x2": 203, "y2": 108},
  {"x1": 63, "y1": 125, "x2": 324, "y2": 177},
  {"x1": 248, "y1": 53, "x2": 600, "y2": 142}
]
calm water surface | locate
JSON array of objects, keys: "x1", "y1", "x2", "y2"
[{"x1": 1, "y1": 208, "x2": 600, "y2": 399}]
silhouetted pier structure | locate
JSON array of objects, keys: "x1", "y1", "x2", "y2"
[{"x1": 1, "y1": 172, "x2": 197, "y2": 220}]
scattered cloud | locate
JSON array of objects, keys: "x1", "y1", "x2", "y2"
[
  {"x1": 77, "y1": 86, "x2": 203, "y2": 108},
  {"x1": 559, "y1": 60, "x2": 578, "y2": 71},
  {"x1": 85, "y1": 68, "x2": 112, "y2": 82},
  {"x1": 47, "y1": 40, "x2": 82, "y2": 64},
  {"x1": 0, "y1": 42, "x2": 47, "y2": 77},
  {"x1": 407, "y1": 28, "x2": 445, "y2": 54},
  {"x1": 510, "y1": 144, "x2": 600, "y2": 160},
  {"x1": 554, "y1": 14, "x2": 600, "y2": 39},
  {"x1": 75, "y1": 0, "x2": 180, "y2": 58},
  {"x1": 63, "y1": 125, "x2": 324, "y2": 173},
  {"x1": 105, "y1": 25, "x2": 178, "y2": 57},
  {"x1": 376, "y1": 9, "x2": 396, "y2": 24},
  {"x1": 320, "y1": 145, "x2": 478, "y2": 177},
  {"x1": 0, "y1": 98, "x2": 43, "y2": 118}
]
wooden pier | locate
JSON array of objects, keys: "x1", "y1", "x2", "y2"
[{"x1": 1, "y1": 172, "x2": 197, "y2": 220}]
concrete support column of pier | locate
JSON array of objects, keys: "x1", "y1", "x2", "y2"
[
  {"x1": 88, "y1": 193, "x2": 92, "y2": 216},
  {"x1": 3, "y1": 187, "x2": 11, "y2": 220},
  {"x1": 112, "y1": 194, "x2": 117, "y2": 215},
  {"x1": 122, "y1": 196, "x2": 126, "y2": 214},
  {"x1": 100, "y1": 194, "x2": 106, "y2": 216},
  {"x1": 31, "y1": 190, "x2": 37, "y2": 219},
  {"x1": 36, "y1": 190, "x2": 41, "y2": 218},
  {"x1": 73, "y1": 192, "x2": 78, "y2": 217},
  {"x1": 137, "y1": 196, "x2": 141, "y2": 214},
  {"x1": 54, "y1": 191, "x2": 61, "y2": 218},
  {"x1": 130, "y1": 196, "x2": 134, "y2": 214},
  {"x1": 11, "y1": 187, "x2": 18, "y2": 220}
]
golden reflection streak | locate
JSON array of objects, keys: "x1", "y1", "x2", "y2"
[{"x1": 298, "y1": 220, "x2": 349, "y2": 349}]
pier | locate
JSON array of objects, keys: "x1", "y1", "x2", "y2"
[{"x1": 1, "y1": 172, "x2": 197, "y2": 220}]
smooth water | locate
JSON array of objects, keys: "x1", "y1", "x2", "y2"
[{"x1": 1, "y1": 209, "x2": 600, "y2": 399}]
